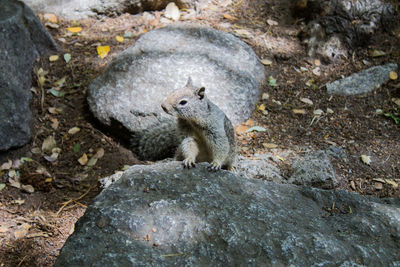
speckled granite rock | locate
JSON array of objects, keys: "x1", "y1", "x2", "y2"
[
  {"x1": 56, "y1": 162, "x2": 400, "y2": 266},
  {"x1": 87, "y1": 23, "x2": 265, "y2": 131},
  {"x1": 0, "y1": 0, "x2": 57, "y2": 150},
  {"x1": 327, "y1": 63, "x2": 398, "y2": 95}
]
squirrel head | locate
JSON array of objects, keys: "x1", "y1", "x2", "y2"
[{"x1": 161, "y1": 77, "x2": 208, "y2": 120}]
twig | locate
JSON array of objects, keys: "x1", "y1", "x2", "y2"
[
  {"x1": 17, "y1": 255, "x2": 27, "y2": 267},
  {"x1": 56, "y1": 187, "x2": 92, "y2": 216}
]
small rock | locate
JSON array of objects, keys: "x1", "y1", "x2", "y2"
[
  {"x1": 327, "y1": 63, "x2": 398, "y2": 95},
  {"x1": 300, "y1": 98, "x2": 313, "y2": 105},
  {"x1": 164, "y1": 2, "x2": 180, "y2": 21}
]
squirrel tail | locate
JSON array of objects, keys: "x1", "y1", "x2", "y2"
[{"x1": 130, "y1": 120, "x2": 179, "y2": 161}]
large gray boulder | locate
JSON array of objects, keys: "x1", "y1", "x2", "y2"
[
  {"x1": 0, "y1": 0, "x2": 57, "y2": 150},
  {"x1": 56, "y1": 162, "x2": 400, "y2": 266},
  {"x1": 22, "y1": 0, "x2": 193, "y2": 19},
  {"x1": 87, "y1": 23, "x2": 265, "y2": 135}
]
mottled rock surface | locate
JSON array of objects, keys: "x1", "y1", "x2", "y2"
[
  {"x1": 57, "y1": 162, "x2": 400, "y2": 266},
  {"x1": 288, "y1": 150, "x2": 339, "y2": 189},
  {"x1": 327, "y1": 63, "x2": 398, "y2": 95},
  {"x1": 236, "y1": 155, "x2": 285, "y2": 183},
  {"x1": 87, "y1": 23, "x2": 265, "y2": 134},
  {"x1": 300, "y1": 0, "x2": 397, "y2": 62},
  {"x1": 0, "y1": 0, "x2": 57, "y2": 150},
  {"x1": 22, "y1": 0, "x2": 193, "y2": 19}
]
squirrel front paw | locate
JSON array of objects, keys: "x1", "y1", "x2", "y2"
[
  {"x1": 183, "y1": 158, "x2": 196, "y2": 168},
  {"x1": 208, "y1": 161, "x2": 222, "y2": 171}
]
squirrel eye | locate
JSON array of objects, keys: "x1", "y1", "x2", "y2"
[{"x1": 179, "y1": 100, "x2": 187, "y2": 106}]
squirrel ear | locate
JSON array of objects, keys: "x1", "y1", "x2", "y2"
[{"x1": 196, "y1": 87, "x2": 205, "y2": 99}]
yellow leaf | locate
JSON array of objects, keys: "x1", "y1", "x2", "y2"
[
  {"x1": 97, "y1": 46, "x2": 110, "y2": 59},
  {"x1": 389, "y1": 71, "x2": 398, "y2": 80},
  {"x1": 258, "y1": 104, "x2": 266, "y2": 111},
  {"x1": 276, "y1": 155, "x2": 284, "y2": 161},
  {"x1": 116, "y1": 35, "x2": 124, "y2": 43},
  {"x1": 78, "y1": 153, "x2": 88, "y2": 165},
  {"x1": 67, "y1": 27, "x2": 82, "y2": 33},
  {"x1": 39, "y1": 76, "x2": 46, "y2": 87},
  {"x1": 49, "y1": 55, "x2": 59, "y2": 62},
  {"x1": 45, "y1": 177, "x2": 53, "y2": 183}
]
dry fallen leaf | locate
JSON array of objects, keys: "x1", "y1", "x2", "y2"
[
  {"x1": 389, "y1": 71, "x2": 398, "y2": 80},
  {"x1": 48, "y1": 107, "x2": 63, "y2": 114},
  {"x1": 300, "y1": 98, "x2": 313, "y2": 105},
  {"x1": 262, "y1": 93, "x2": 269, "y2": 100},
  {"x1": 350, "y1": 180, "x2": 356, "y2": 190},
  {"x1": 49, "y1": 55, "x2": 59, "y2": 62},
  {"x1": 78, "y1": 153, "x2": 88, "y2": 165},
  {"x1": 66, "y1": 27, "x2": 82, "y2": 33},
  {"x1": 95, "y1": 148, "x2": 105, "y2": 159},
  {"x1": 245, "y1": 126, "x2": 267, "y2": 133},
  {"x1": 116, "y1": 35, "x2": 124, "y2": 43},
  {"x1": 87, "y1": 157, "x2": 98, "y2": 167},
  {"x1": 235, "y1": 125, "x2": 250, "y2": 134},
  {"x1": 44, "y1": 13, "x2": 58, "y2": 23},
  {"x1": 97, "y1": 46, "x2": 110, "y2": 59},
  {"x1": 312, "y1": 67, "x2": 321, "y2": 76},
  {"x1": 21, "y1": 184, "x2": 35, "y2": 193},
  {"x1": 292, "y1": 109, "x2": 307, "y2": 114},
  {"x1": 42, "y1": 136, "x2": 57, "y2": 152},
  {"x1": 50, "y1": 118, "x2": 59, "y2": 130},
  {"x1": 313, "y1": 109, "x2": 323, "y2": 116},
  {"x1": 266, "y1": 19, "x2": 278, "y2": 26},
  {"x1": 68, "y1": 127, "x2": 81, "y2": 135},
  {"x1": 223, "y1": 14, "x2": 237, "y2": 21},
  {"x1": 385, "y1": 179, "x2": 398, "y2": 188},
  {"x1": 263, "y1": 143, "x2": 278, "y2": 149},
  {"x1": 260, "y1": 59, "x2": 273, "y2": 66},
  {"x1": 0, "y1": 160, "x2": 12, "y2": 171},
  {"x1": 258, "y1": 104, "x2": 266, "y2": 111},
  {"x1": 370, "y1": 49, "x2": 385, "y2": 57},
  {"x1": 361, "y1": 155, "x2": 371, "y2": 165}
]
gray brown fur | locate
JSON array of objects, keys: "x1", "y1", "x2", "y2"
[
  {"x1": 131, "y1": 120, "x2": 179, "y2": 161},
  {"x1": 161, "y1": 78, "x2": 236, "y2": 170}
]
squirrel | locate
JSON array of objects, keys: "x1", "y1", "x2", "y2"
[
  {"x1": 132, "y1": 77, "x2": 236, "y2": 171},
  {"x1": 161, "y1": 77, "x2": 237, "y2": 171}
]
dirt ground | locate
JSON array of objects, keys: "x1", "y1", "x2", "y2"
[{"x1": 1, "y1": 0, "x2": 399, "y2": 266}]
